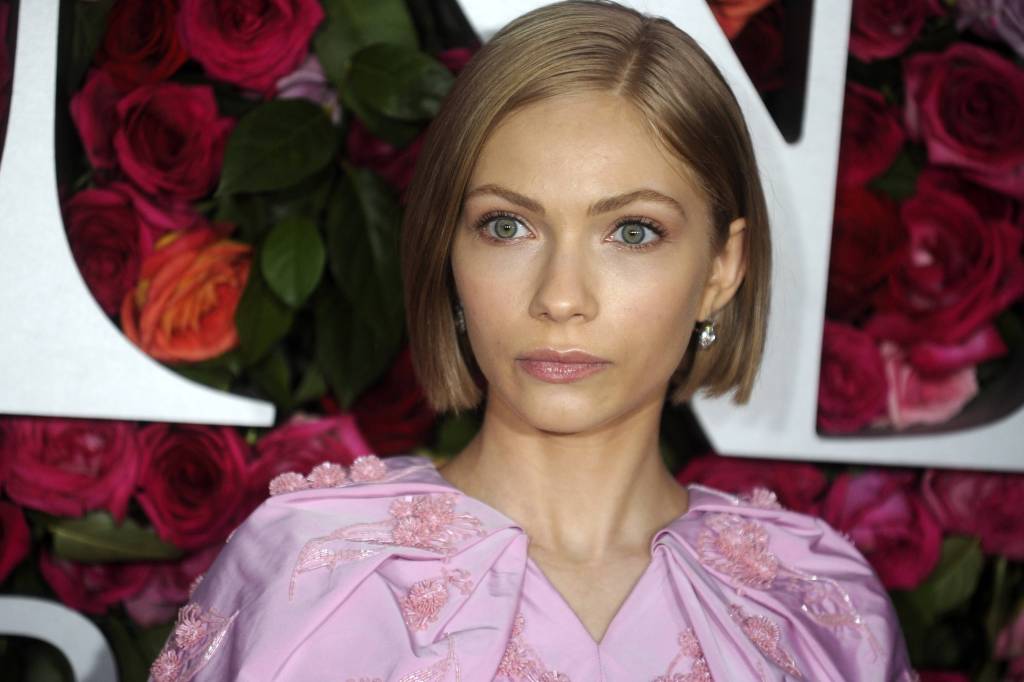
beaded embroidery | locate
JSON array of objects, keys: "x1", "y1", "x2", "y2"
[
  {"x1": 397, "y1": 632, "x2": 462, "y2": 682},
  {"x1": 150, "y1": 602, "x2": 238, "y2": 682},
  {"x1": 495, "y1": 613, "x2": 571, "y2": 681},
  {"x1": 401, "y1": 566, "x2": 474, "y2": 631},
  {"x1": 268, "y1": 454, "x2": 393, "y2": 497},
  {"x1": 727, "y1": 603, "x2": 803, "y2": 678},
  {"x1": 653, "y1": 628, "x2": 712, "y2": 682}
]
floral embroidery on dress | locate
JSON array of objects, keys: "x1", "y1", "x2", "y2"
[
  {"x1": 738, "y1": 487, "x2": 783, "y2": 510},
  {"x1": 495, "y1": 613, "x2": 571, "y2": 681},
  {"x1": 268, "y1": 455, "x2": 436, "y2": 497},
  {"x1": 401, "y1": 566, "x2": 474, "y2": 631},
  {"x1": 727, "y1": 603, "x2": 803, "y2": 678},
  {"x1": 397, "y1": 632, "x2": 462, "y2": 682},
  {"x1": 653, "y1": 628, "x2": 712, "y2": 682},
  {"x1": 289, "y1": 493, "x2": 486, "y2": 599},
  {"x1": 150, "y1": 602, "x2": 238, "y2": 682}
]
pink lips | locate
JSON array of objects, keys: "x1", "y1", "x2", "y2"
[{"x1": 516, "y1": 349, "x2": 611, "y2": 384}]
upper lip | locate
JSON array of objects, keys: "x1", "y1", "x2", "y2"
[{"x1": 518, "y1": 348, "x2": 610, "y2": 363}]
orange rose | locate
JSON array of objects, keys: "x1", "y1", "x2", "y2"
[
  {"x1": 709, "y1": 0, "x2": 775, "y2": 39},
  {"x1": 121, "y1": 226, "x2": 251, "y2": 362}
]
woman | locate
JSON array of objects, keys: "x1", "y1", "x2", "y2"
[{"x1": 150, "y1": 1, "x2": 916, "y2": 680}]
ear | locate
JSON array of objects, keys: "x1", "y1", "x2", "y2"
[{"x1": 698, "y1": 217, "x2": 748, "y2": 320}]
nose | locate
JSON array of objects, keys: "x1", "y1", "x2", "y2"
[{"x1": 527, "y1": 235, "x2": 598, "y2": 324}]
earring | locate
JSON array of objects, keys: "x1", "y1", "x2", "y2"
[
  {"x1": 695, "y1": 319, "x2": 717, "y2": 349},
  {"x1": 454, "y1": 303, "x2": 466, "y2": 334}
]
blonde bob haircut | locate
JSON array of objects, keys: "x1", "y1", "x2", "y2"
[{"x1": 401, "y1": 0, "x2": 771, "y2": 413}]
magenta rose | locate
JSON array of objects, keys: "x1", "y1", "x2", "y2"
[
  {"x1": 730, "y1": 3, "x2": 785, "y2": 94},
  {"x1": 826, "y1": 186, "x2": 906, "y2": 321},
  {"x1": 867, "y1": 187, "x2": 1024, "y2": 347},
  {"x1": 849, "y1": 0, "x2": 930, "y2": 61},
  {"x1": 352, "y1": 346, "x2": 437, "y2": 455},
  {"x1": 0, "y1": 501, "x2": 30, "y2": 583},
  {"x1": 69, "y1": 69, "x2": 133, "y2": 172},
  {"x1": 916, "y1": 167, "x2": 1020, "y2": 225},
  {"x1": 874, "y1": 341, "x2": 979, "y2": 429},
  {"x1": 113, "y1": 82, "x2": 233, "y2": 200},
  {"x1": 39, "y1": 551, "x2": 151, "y2": 615},
  {"x1": 95, "y1": 0, "x2": 187, "y2": 86},
  {"x1": 4, "y1": 417, "x2": 139, "y2": 521},
  {"x1": 248, "y1": 413, "x2": 373, "y2": 501},
  {"x1": 904, "y1": 43, "x2": 1024, "y2": 199},
  {"x1": 674, "y1": 452, "x2": 827, "y2": 514},
  {"x1": 137, "y1": 424, "x2": 251, "y2": 550},
  {"x1": 821, "y1": 470, "x2": 942, "y2": 589},
  {"x1": 178, "y1": 0, "x2": 325, "y2": 95},
  {"x1": 922, "y1": 469, "x2": 1024, "y2": 559},
  {"x1": 818, "y1": 321, "x2": 888, "y2": 433},
  {"x1": 837, "y1": 83, "x2": 906, "y2": 187},
  {"x1": 123, "y1": 546, "x2": 219, "y2": 627}
]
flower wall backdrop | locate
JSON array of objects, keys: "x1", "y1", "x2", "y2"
[{"x1": 0, "y1": 0, "x2": 1021, "y2": 680}]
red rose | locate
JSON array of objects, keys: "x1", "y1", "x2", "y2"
[
  {"x1": 0, "y1": 501, "x2": 30, "y2": 583},
  {"x1": 904, "y1": 43, "x2": 1024, "y2": 199},
  {"x1": 905, "y1": 324, "x2": 1007, "y2": 375},
  {"x1": 817, "y1": 321, "x2": 888, "y2": 433},
  {"x1": 123, "y1": 546, "x2": 219, "y2": 627},
  {"x1": 731, "y1": 3, "x2": 785, "y2": 94},
  {"x1": 837, "y1": 83, "x2": 906, "y2": 187},
  {"x1": 708, "y1": 0, "x2": 775, "y2": 39},
  {"x1": 137, "y1": 424, "x2": 251, "y2": 550},
  {"x1": 247, "y1": 413, "x2": 373, "y2": 502},
  {"x1": 4, "y1": 417, "x2": 139, "y2": 521},
  {"x1": 178, "y1": 0, "x2": 324, "y2": 95},
  {"x1": 867, "y1": 187, "x2": 1024, "y2": 346},
  {"x1": 674, "y1": 453, "x2": 826, "y2": 513},
  {"x1": 352, "y1": 346, "x2": 437, "y2": 455},
  {"x1": 849, "y1": 0, "x2": 930, "y2": 61},
  {"x1": 346, "y1": 120, "x2": 425, "y2": 200},
  {"x1": 826, "y1": 186, "x2": 906, "y2": 321},
  {"x1": 39, "y1": 551, "x2": 151, "y2": 615},
  {"x1": 875, "y1": 341, "x2": 979, "y2": 429},
  {"x1": 95, "y1": 0, "x2": 187, "y2": 86},
  {"x1": 69, "y1": 69, "x2": 133, "y2": 172},
  {"x1": 922, "y1": 469, "x2": 1024, "y2": 560},
  {"x1": 821, "y1": 470, "x2": 942, "y2": 589},
  {"x1": 916, "y1": 167, "x2": 1021, "y2": 225},
  {"x1": 113, "y1": 82, "x2": 233, "y2": 200},
  {"x1": 436, "y1": 47, "x2": 477, "y2": 74}
]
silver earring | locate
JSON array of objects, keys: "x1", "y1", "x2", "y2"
[
  {"x1": 455, "y1": 303, "x2": 466, "y2": 334},
  {"x1": 695, "y1": 319, "x2": 717, "y2": 349}
]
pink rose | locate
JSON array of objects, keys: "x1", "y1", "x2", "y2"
[
  {"x1": 905, "y1": 324, "x2": 1007, "y2": 375},
  {"x1": 922, "y1": 469, "x2": 1024, "y2": 559},
  {"x1": 4, "y1": 417, "x2": 139, "y2": 521},
  {"x1": 123, "y1": 547, "x2": 219, "y2": 627},
  {"x1": 276, "y1": 54, "x2": 341, "y2": 124},
  {"x1": 904, "y1": 43, "x2": 1024, "y2": 198},
  {"x1": 178, "y1": 0, "x2": 325, "y2": 95},
  {"x1": 821, "y1": 470, "x2": 942, "y2": 589},
  {"x1": 95, "y1": 0, "x2": 187, "y2": 86},
  {"x1": 849, "y1": 0, "x2": 930, "y2": 61},
  {"x1": 69, "y1": 69, "x2": 133, "y2": 172},
  {"x1": 113, "y1": 82, "x2": 233, "y2": 200},
  {"x1": 39, "y1": 551, "x2": 151, "y2": 615},
  {"x1": 674, "y1": 452, "x2": 827, "y2": 513},
  {"x1": 874, "y1": 341, "x2": 979, "y2": 429},
  {"x1": 137, "y1": 424, "x2": 251, "y2": 550},
  {"x1": 0, "y1": 501, "x2": 30, "y2": 583},
  {"x1": 837, "y1": 83, "x2": 906, "y2": 187},
  {"x1": 817, "y1": 321, "x2": 888, "y2": 434}
]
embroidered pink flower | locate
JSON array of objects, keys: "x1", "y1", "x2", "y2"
[
  {"x1": 307, "y1": 461, "x2": 349, "y2": 488},
  {"x1": 150, "y1": 601, "x2": 238, "y2": 682},
  {"x1": 351, "y1": 454, "x2": 388, "y2": 482},
  {"x1": 400, "y1": 567, "x2": 473, "y2": 631},
  {"x1": 269, "y1": 471, "x2": 310, "y2": 496},
  {"x1": 150, "y1": 648, "x2": 184, "y2": 681},
  {"x1": 496, "y1": 613, "x2": 571, "y2": 681},
  {"x1": 728, "y1": 603, "x2": 803, "y2": 678},
  {"x1": 697, "y1": 513, "x2": 779, "y2": 589},
  {"x1": 389, "y1": 494, "x2": 484, "y2": 552},
  {"x1": 739, "y1": 487, "x2": 783, "y2": 510},
  {"x1": 654, "y1": 628, "x2": 712, "y2": 682},
  {"x1": 174, "y1": 603, "x2": 209, "y2": 648}
]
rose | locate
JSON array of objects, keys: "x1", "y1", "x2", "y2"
[
  {"x1": 916, "y1": 167, "x2": 1020, "y2": 225},
  {"x1": 178, "y1": 0, "x2": 325, "y2": 95},
  {"x1": 674, "y1": 452, "x2": 826, "y2": 513},
  {"x1": 0, "y1": 502, "x2": 30, "y2": 583},
  {"x1": 113, "y1": 82, "x2": 233, "y2": 200},
  {"x1": 137, "y1": 424, "x2": 251, "y2": 550},
  {"x1": 867, "y1": 187, "x2": 1024, "y2": 347},
  {"x1": 955, "y1": 0, "x2": 1024, "y2": 58},
  {"x1": 849, "y1": 0, "x2": 930, "y2": 62},
  {"x1": 276, "y1": 54, "x2": 341, "y2": 124},
  {"x1": 826, "y1": 186, "x2": 905, "y2": 322},
  {"x1": 904, "y1": 324, "x2": 1007, "y2": 375},
  {"x1": 436, "y1": 47, "x2": 476, "y2": 74},
  {"x1": 39, "y1": 552, "x2": 151, "y2": 615},
  {"x1": 69, "y1": 69, "x2": 133, "y2": 172},
  {"x1": 904, "y1": 43, "x2": 1024, "y2": 199},
  {"x1": 4, "y1": 417, "x2": 139, "y2": 521},
  {"x1": 123, "y1": 547, "x2": 219, "y2": 627},
  {"x1": 922, "y1": 469, "x2": 1024, "y2": 559},
  {"x1": 996, "y1": 606, "x2": 1024, "y2": 677},
  {"x1": 346, "y1": 120, "x2": 425, "y2": 199},
  {"x1": 708, "y1": 0, "x2": 775, "y2": 39},
  {"x1": 352, "y1": 346, "x2": 437, "y2": 455},
  {"x1": 837, "y1": 83, "x2": 906, "y2": 187},
  {"x1": 121, "y1": 227, "x2": 252, "y2": 363},
  {"x1": 247, "y1": 413, "x2": 373, "y2": 502},
  {"x1": 874, "y1": 342, "x2": 979, "y2": 430},
  {"x1": 821, "y1": 470, "x2": 942, "y2": 589},
  {"x1": 95, "y1": 0, "x2": 187, "y2": 86},
  {"x1": 817, "y1": 321, "x2": 888, "y2": 434},
  {"x1": 731, "y1": 3, "x2": 784, "y2": 94}
]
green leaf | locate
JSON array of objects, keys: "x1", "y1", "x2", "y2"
[
  {"x1": 338, "y1": 89, "x2": 423, "y2": 146},
  {"x1": 50, "y1": 512, "x2": 182, "y2": 563},
  {"x1": 261, "y1": 217, "x2": 326, "y2": 308},
  {"x1": 293, "y1": 363, "x2": 328, "y2": 405},
  {"x1": 869, "y1": 147, "x2": 920, "y2": 201},
  {"x1": 251, "y1": 346, "x2": 293, "y2": 411},
  {"x1": 235, "y1": 264, "x2": 295, "y2": 365},
  {"x1": 100, "y1": 616, "x2": 153, "y2": 682},
  {"x1": 218, "y1": 100, "x2": 338, "y2": 196},
  {"x1": 215, "y1": 193, "x2": 272, "y2": 244},
  {"x1": 315, "y1": 0, "x2": 419, "y2": 88},
  {"x1": 432, "y1": 412, "x2": 481, "y2": 456},
  {"x1": 903, "y1": 535, "x2": 985, "y2": 625},
  {"x1": 345, "y1": 44, "x2": 455, "y2": 121},
  {"x1": 169, "y1": 364, "x2": 235, "y2": 391}
]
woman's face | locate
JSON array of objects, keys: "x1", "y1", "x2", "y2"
[{"x1": 451, "y1": 90, "x2": 745, "y2": 434}]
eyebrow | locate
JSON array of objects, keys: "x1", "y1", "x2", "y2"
[{"x1": 464, "y1": 184, "x2": 687, "y2": 220}]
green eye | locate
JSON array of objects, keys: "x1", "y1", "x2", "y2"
[
  {"x1": 614, "y1": 222, "x2": 658, "y2": 246},
  {"x1": 488, "y1": 216, "x2": 524, "y2": 239}
]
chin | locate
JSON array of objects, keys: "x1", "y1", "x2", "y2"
[{"x1": 506, "y1": 389, "x2": 625, "y2": 435}]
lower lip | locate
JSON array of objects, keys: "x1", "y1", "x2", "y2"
[{"x1": 517, "y1": 359, "x2": 610, "y2": 383}]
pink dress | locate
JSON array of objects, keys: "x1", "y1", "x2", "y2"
[{"x1": 149, "y1": 454, "x2": 919, "y2": 681}]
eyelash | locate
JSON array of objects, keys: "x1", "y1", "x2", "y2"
[{"x1": 473, "y1": 211, "x2": 667, "y2": 251}]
